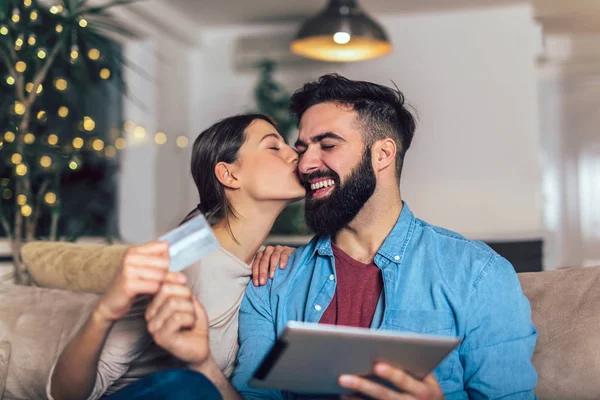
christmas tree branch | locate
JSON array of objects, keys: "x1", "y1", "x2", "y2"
[
  {"x1": 27, "y1": 178, "x2": 51, "y2": 241},
  {"x1": 6, "y1": 43, "x2": 27, "y2": 104},
  {"x1": 0, "y1": 204, "x2": 13, "y2": 240},
  {"x1": 26, "y1": 39, "x2": 64, "y2": 108},
  {"x1": 0, "y1": 45, "x2": 16, "y2": 78}
]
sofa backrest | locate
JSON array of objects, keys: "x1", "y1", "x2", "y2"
[{"x1": 519, "y1": 266, "x2": 600, "y2": 400}]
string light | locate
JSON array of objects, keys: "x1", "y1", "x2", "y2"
[
  {"x1": 24, "y1": 0, "x2": 33, "y2": 7},
  {"x1": 58, "y1": 106, "x2": 69, "y2": 117},
  {"x1": 11, "y1": 153, "x2": 23, "y2": 164},
  {"x1": 17, "y1": 194, "x2": 27, "y2": 205},
  {"x1": 78, "y1": 18, "x2": 88, "y2": 28},
  {"x1": 27, "y1": 34, "x2": 36, "y2": 45},
  {"x1": 26, "y1": 82, "x2": 43, "y2": 94},
  {"x1": 11, "y1": 8, "x2": 20, "y2": 23},
  {"x1": 21, "y1": 205, "x2": 32, "y2": 217},
  {"x1": 4, "y1": 131, "x2": 16, "y2": 142},
  {"x1": 55, "y1": 24, "x2": 63, "y2": 32},
  {"x1": 48, "y1": 134, "x2": 58, "y2": 145},
  {"x1": 54, "y1": 78, "x2": 67, "y2": 91},
  {"x1": 88, "y1": 48, "x2": 100, "y2": 60},
  {"x1": 105, "y1": 146, "x2": 116, "y2": 158},
  {"x1": 176, "y1": 136, "x2": 189, "y2": 148},
  {"x1": 70, "y1": 45, "x2": 79, "y2": 60},
  {"x1": 115, "y1": 138, "x2": 126, "y2": 150},
  {"x1": 0, "y1": 25, "x2": 8, "y2": 35},
  {"x1": 72, "y1": 137, "x2": 84, "y2": 149},
  {"x1": 2, "y1": 189, "x2": 12, "y2": 200},
  {"x1": 69, "y1": 160, "x2": 78, "y2": 170},
  {"x1": 50, "y1": 5, "x2": 59, "y2": 14},
  {"x1": 37, "y1": 48, "x2": 47, "y2": 59},
  {"x1": 24, "y1": 133, "x2": 35, "y2": 144},
  {"x1": 6, "y1": 76, "x2": 15, "y2": 85},
  {"x1": 92, "y1": 139, "x2": 104, "y2": 151},
  {"x1": 0, "y1": 139, "x2": 3, "y2": 150},
  {"x1": 83, "y1": 116, "x2": 95, "y2": 131},
  {"x1": 15, "y1": 61, "x2": 26, "y2": 72},
  {"x1": 29, "y1": 10, "x2": 38, "y2": 21},
  {"x1": 37, "y1": 111, "x2": 46, "y2": 120},
  {"x1": 100, "y1": 68, "x2": 110, "y2": 79},
  {"x1": 14, "y1": 101, "x2": 26, "y2": 115},
  {"x1": 16, "y1": 164, "x2": 28, "y2": 176},
  {"x1": 44, "y1": 192, "x2": 57, "y2": 205},
  {"x1": 15, "y1": 35, "x2": 24, "y2": 49},
  {"x1": 155, "y1": 132, "x2": 167, "y2": 144},
  {"x1": 40, "y1": 156, "x2": 52, "y2": 168},
  {"x1": 133, "y1": 126, "x2": 146, "y2": 139}
]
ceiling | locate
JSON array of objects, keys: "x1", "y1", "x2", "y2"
[{"x1": 164, "y1": 0, "x2": 524, "y2": 26}]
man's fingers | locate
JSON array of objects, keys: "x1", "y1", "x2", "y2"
[
  {"x1": 147, "y1": 297, "x2": 195, "y2": 334},
  {"x1": 374, "y1": 363, "x2": 432, "y2": 398},
  {"x1": 125, "y1": 280, "x2": 162, "y2": 296},
  {"x1": 251, "y1": 251, "x2": 263, "y2": 286},
  {"x1": 339, "y1": 375, "x2": 407, "y2": 400},
  {"x1": 151, "y1": 312, "x2": 196, "y2": 349},
  {"x1": 145, "y1": 283, "x2": 192, "y2": 320},
  {"x1": 129, "y1": 264, "x2": 169, "y2": 282}
]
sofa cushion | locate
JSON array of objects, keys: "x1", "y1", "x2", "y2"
[
  {"x1": 21, "y1": 241, "x2": 130, "y2": 294},
  {"x1": 0, "y1": 341, "x2": 10, "y2": 399},
  {"x1": 0, "y1": 283, "x2": 100, "y2": 400},
  {"x1": 519, "y1": 266, "x2": 600, "y2": 400}
]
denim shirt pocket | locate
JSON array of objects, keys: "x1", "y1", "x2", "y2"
[{"x1": 384, "y1": 310, "x2": 456, "y2": 382}]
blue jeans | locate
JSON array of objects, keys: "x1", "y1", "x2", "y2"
[{"x1": 104, "y1": 369, "x2": 222, "y2": 400}]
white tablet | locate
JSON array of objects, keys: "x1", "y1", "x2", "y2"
[{"x1": 249, "y1": 321, "x2": 460, "y2": 395}]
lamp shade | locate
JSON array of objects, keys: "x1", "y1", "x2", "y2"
[{"x1": 290, "y1": 0, "x2": 392, "y2": 62}]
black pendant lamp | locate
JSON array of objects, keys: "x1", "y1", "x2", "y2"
[{"x1": 290, "y1": 0, "x2": 392, "y2": 62}]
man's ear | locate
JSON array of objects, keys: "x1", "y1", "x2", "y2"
[
  {"x1": 215, "y1": 162, "x2": 241, "y2": 190},
  {"x1": 373, "y1": 138, "x2": 397, "y2": 173}
]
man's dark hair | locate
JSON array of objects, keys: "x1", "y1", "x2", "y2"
[{"x1": 290, "y1": 73, "x2": 416, "y2": 180}]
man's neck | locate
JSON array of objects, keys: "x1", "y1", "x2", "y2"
[
  {"x1": 333, "y1": 187, "x2": 403, "y2": 264},
  {"x1": 213, "y1": 200, "x2": 286, "y2": 264}
]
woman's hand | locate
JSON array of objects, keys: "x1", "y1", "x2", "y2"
[
  {"x1": 94, "y1": 241, "x2": 187, "y2": 323},
  {"x1": 251, "y1": 245, "x2": 296, "y2": 286}
]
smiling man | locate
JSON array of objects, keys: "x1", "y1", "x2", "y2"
[{"x1": 229, "y1": 74, "x2": 538, "y2": 399}]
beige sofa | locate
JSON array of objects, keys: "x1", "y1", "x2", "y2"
[{"x1": 1, "y1": 241, "x2": 599, "y2": 399}]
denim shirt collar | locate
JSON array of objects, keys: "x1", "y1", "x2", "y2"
[{"x1": 313, "y1": 201, "x2": 415, "y2": 265}]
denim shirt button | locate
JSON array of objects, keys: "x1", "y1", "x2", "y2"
[
  {"x1": 314, "y1": 305, "x2": 322, "y2": 311},
  {"x1": 329, "y1": 274, "x2": 335, "y2": 281},
  {"x1": 394, "y1": 255, "x2": 400, "y2": 261}
]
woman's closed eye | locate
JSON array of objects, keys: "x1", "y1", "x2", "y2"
[{"x1": 269, "y1": 146, "x2": 281, "y2": 151}]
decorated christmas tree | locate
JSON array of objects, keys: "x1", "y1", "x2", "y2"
[{"x1": 0, "y1": 0, "x2": 136, "y2": 284}]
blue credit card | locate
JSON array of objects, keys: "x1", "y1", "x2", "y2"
[{"x1": 159, "y1": 213, "x2": 219, "y2": 272}]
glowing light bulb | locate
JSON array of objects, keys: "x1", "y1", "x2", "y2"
[
  {"x1": 72, "y1": 137, "x2": 84, "y2": 149},
  {"x1": 11, "y1": 153, "x2": 22, "y2": 164},
  {"x1": 92, "y1": 139, "x2": 104, "y2": 151},
  {"x1": 15, "y1": 61, "x2": 26, "y2": 72},
  {"x1": 45, "y1": 192, "x2": 57, "y2": 204},
  {"x1": 37, "y1": 48, "x2": 47, "y2": 59},
  {"x1": 115, "y1": 138, "x2": 126, "y2": 150},
  {"x1": 88, "y1": 48, "x2": 100, "y2": 60},
  {"x1": 176, "y1": 136, "x2": 189, "y2": 148},
  {"x1": 21, "y1": 205, "x2": 32, "y2": 217},
  {"x1": 333, "y1": 32, "x2": 351, "y2": 44},
  {"x1": 48, "y1": 134, "x2": 59, "y2": 145},
  {"x1": 27, "y1": 34, "x2": 36, "y2": 45},
  {"x1": 0, "y1": 26, "x2": 8, "y2": 36},
  {"x1": 40, "y1": 156, "x2": 52, "y2": 168},
  {"x1": 4, "y1": 131, "x2": 16, "y2": 142},
  {"x1": 55, "y1": 24, "x2": 63, "y2": 32},
  {"x1": 6, "y1": 76, "x2": 15, "y2": 85},
  {"x1": 29, "y1": 11, "x2": 38, "y2": 21},
  {"x1": 83, "y1": 116, "x2": 95, "y2": 131},
  {"x1": 16, "y1": 164, "x2": 28, "y2": 176},
  {"x1": 58, "y1": 106, "x2": 69, "y2": 117},
  {"x1": 14, "y1": 101, "x2": 26, "y2": 115},
  {"x1": 54, "y1": 78, "x2": 67, "y2": 91},
  {"x1": 154, "y1": 132, "x2": 167, "y2": 144},
  {"x1": 105, "y1": 146, "x2": 117, "y2": 158},
  {"x1": 24, "y1": 133, "x2": 35, "y2": 144},
  {"x1": 100, "y1": 68, "x2": 110, "y2": 79},
  {"x1": 69, "y1": 160, "x2": 78, "y2": 170},
  {"x1": 17, "y1": 194, "x2": 27, "y2": 205}
]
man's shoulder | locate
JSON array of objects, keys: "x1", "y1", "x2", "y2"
[{"x1": 411, "y1": 218, "x2": 510, "y2": 287}]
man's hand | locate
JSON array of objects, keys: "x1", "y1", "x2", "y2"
[
  {"x1": 339, "y1": 363, "x2": 444, "y2": 400},
  {"x1": 145, "y1": 281, "x2": 211, "y2": 366},
  {"x1": 95, "y1": 241, "x2": 186, "y2": 323},
  {"x1": 251, "y1": 245, "x2": 295, "y2": 286}
]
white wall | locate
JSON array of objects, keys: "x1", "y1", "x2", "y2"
[{"x1": 188, "y1": 4, "x2": 543, "y2": 242}]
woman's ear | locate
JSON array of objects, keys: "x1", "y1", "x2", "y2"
[
  {"x1": 373, "y1": 138, "x2": 397, "y2": 173},
  {"x1": 215, "y1": 162, "x2": 241, "y2": 190}
]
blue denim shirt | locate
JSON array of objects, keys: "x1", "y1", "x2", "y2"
[{"x1": 231, "y1": 203, "x2": 538, "y2": 399}]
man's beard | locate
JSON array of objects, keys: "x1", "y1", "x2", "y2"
[{"x1": 303, "y1": 147, "x2": 377, "y2": 236}]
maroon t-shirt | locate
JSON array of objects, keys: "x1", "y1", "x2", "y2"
[{"x1": 319, "y1": 243, "x2": 383, "y2": 328}]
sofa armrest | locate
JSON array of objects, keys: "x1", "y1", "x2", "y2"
[{"x1": 21, "y1": 241, "x2": 130, "y2": 294}]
